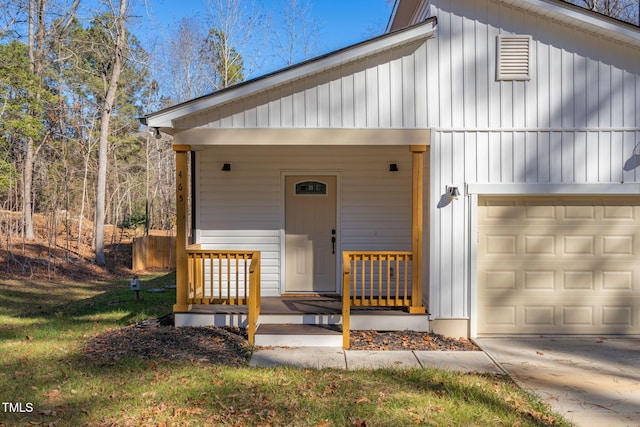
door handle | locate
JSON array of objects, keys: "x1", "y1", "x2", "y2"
[{"x1": 331, "y1": 229, "x2": 336, "y2": 254}]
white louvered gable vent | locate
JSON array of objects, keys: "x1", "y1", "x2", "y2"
[{"x1": 496, "y1": 35, "x2": 532, "y2": 81}]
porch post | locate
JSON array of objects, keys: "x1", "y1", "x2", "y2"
[
  {"x1": 409, "y1": 145, "x2": 427, "y2": 314},
  {"x1": 173, "y1": 144, "x2": 191, "y2": 312}
]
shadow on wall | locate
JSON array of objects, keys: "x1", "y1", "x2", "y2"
[
  {"x1": 437, "y1": 193, "x2": 453, "y2": 208},
  {"x1": 623, "y1": 142, "x2": 640, "y2": 172},
  {"x1": 437, "y1": 186, "x2": 461, "y2": 208}
]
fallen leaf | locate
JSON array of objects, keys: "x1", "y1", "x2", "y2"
[
  {"x1": 355, "y1": 397, "x2": 369, "y2": 404},
  {"x1": 45, "y1": 390, "x2": 60, "y2": 401}
]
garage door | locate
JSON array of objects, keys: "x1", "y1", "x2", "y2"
[{"x1": 478, "y1": 196, "x2": 640, "y2": 335}]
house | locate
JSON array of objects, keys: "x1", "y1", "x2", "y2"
[{"x1": 144, "y1": 0, "x2": 640, "y2": 347}]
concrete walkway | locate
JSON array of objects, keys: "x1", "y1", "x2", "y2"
[
  {"x1": 250, "y1": 347, "x2": 503, "y2": 373},
  {"x1": 250, "y1": 339, "x2": 640, "y2": 427},
  {"x1": 476, "y1": 337, "x2": 640, "y2": 427}
]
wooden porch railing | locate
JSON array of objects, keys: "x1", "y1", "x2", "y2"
[
  {"x1": 186, "y1": 246, "x2": 261, "y2": 344},
  {"x1": 342, "y1": 251, "x2": 414, "y2": 348}
]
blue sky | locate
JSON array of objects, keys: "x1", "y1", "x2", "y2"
[{"x1": 137, "y1": 0, "x2": 394, "y2": 77}]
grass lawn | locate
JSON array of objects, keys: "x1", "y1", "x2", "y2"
[{"x1": 0, "y1": 273, "x2": 571, "y2": 426}]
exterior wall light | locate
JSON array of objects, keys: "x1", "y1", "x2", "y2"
[
  {"x1": 221, "y1": 163, "x2": 232, "y2": 171},
  {"x1": 447, "y1": 185, "x2": 461, "y2": 199},
  {"x1": 389, "y1": 163, "x2": 399, "y2": 172}
]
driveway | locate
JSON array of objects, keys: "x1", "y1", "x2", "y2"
[{"x1": 475, "y1": 337, "x2": 640, "y2": 427}]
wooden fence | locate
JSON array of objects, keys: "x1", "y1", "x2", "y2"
[{"x1": 132, "y1": 235, "x2": 176, "y2": 271}]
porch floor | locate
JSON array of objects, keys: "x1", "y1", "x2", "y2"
[
  {"x1": 179, "y1": 296, "x2": 429, "y2": 333},
  {"x1": 186, "y1": 296, "x2": 413, "y2": 315}
]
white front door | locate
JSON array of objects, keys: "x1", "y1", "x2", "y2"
[{"x1": 285, "y1": 176, "x2": 337, "y2": 293}]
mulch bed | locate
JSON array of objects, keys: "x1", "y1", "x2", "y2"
[
  {"x1": 84, "y1": 318, "x2": 252, "y2": 367},
  {"x1": 83, "y1": 315, "x2": 479, "y2": 366},
  {"x1": 349, "y1": 330, "x2": 479, "y2": 351}
]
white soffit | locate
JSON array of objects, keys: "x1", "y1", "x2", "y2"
[
  {"x1": 147, "y1": 19, "x2": 437, "y2": 131},
  {"x1": 173, "y1": 128, "x2": 432, "y2": 148}
]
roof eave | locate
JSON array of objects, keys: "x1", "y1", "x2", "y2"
[
  {"x1": 501, "y1": 0, "x2": 640, "y2": 45},
  {"x1": 146, "y1": 18, "x2": 437, "y2": 131},
  {"x1": 386, "y1": 0, "x2": 426, "y2": 33}
]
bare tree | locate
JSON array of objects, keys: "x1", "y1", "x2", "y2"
[
  {"x1": 0, "y1": 0, "x2": 26, "y2": 37},
  {"x1": 566, "y1": 0, "x2": 640, "y2": 24},
  {"x1": 203, "y1": 0, "x2": 272, "y2": 84},
  {"x1": 23, "y1": 0, "x2": 80, "y2": 240},
  {"x1": 95, "y1": 0, "x2": 129, "y2": 266},
  {"x1": 275, "y1": 0, "x2": 320, "y2": 66},
  {"x1": 165, "y1": 17, "x2": 211, "y2": 102}
]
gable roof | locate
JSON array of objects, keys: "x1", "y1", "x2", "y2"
[
  {"x1": 145, "y1": 18, "x2": 437, "y2": 133},
  {"x1": 389, "y1": 0, "x2": 640, "y2": 46}
]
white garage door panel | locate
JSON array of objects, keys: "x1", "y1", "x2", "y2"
[{"x1": 478, "y1": 197, "x2": 640, "y2": 335}]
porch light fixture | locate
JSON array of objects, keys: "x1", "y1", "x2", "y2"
[
  {"x1": 447, "y1": 185, "x2": 461, "y2": 200},
  {"x1": 221, "y1": 163, "x2": 232, "y2": 171},
  {"x1": 153, "y1": 127, "x2": 161, "y2": 139},
  {"x1": 389, "y1": 163, "x2": 399, "y2": 172}
]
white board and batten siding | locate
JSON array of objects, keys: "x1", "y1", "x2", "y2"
[
  {"x1": 194, "y1": 146, "x2": 413, "y2": 296},
  {"x1": 424, "y1": 0, "x2": 640, "y2": 320},
  {"x1": 174, "y1": 42, "x2": 430, "y2": 131}
]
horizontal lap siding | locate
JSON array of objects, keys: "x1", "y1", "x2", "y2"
[
  {"x1": 429, "y1": 0, "x2": 640, "y2": 319},
  {"x1": 197, "y1": 146, "x2": 412, "y2": 296}
]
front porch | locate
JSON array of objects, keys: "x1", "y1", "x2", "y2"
[
  {"x1": 176, "y1": 294, "x2": 429, "y2": 348},
  {"x1": 172, "y1": 144, "x2": 430, "y2": 349},
  {"x1": 174, "y1": 247, "x2": 429, "y2": 348}
]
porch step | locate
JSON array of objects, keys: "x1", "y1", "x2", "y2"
[
  {"x1": 260, "y1": 313, "x2": 341, "y2": 325},
  {"x1": 175, "y1": 311, "x2": 430, "y2": 332},
  {"x1": 254, "y1": 323, "x2": 343, "y2": 347},
  {"x1": 350, "y1": 311, "x2": 429, "y2": 332},
  {"x1": 259, "y1": 312, "x2": 429, "y2": 331}
]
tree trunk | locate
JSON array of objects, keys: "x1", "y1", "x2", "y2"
[
  {"x1": 23, "y1": 0, "x2": 40, "y2": 241},
  {"x1": 95, "y1": 0, "x2": 128, "y2": 266},
  {"x1": 23, "y1": 140, "x2": 34, "y2": 240}
]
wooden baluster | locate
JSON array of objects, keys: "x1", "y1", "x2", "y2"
[
  {"x1": 228, "y1": 253, "x2": 232, "y2": 304},
  {"x1": 404, "y1": 255, "x2": 410, "y2": 307},
  {"x1": 368, "y1": 254, "x2": 373, "y2": 306},
  {"x1": 360, "y1": 255, "x2": 366, "y2": 306},
  {"x1": 234, "y1": 253, "x2": 240, "y2": 305},
  {"x1": 377, "y1": 255, "x2": 382, "y2": 305}
]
